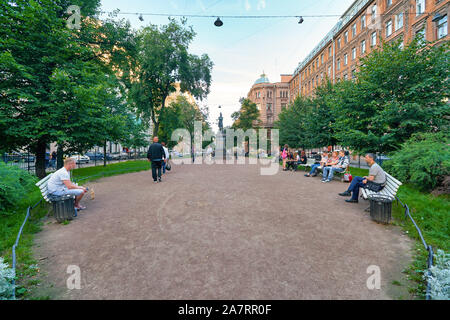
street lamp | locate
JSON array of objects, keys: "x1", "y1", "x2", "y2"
[{"x1": 214, "y1": 17, "x2": 223, "y2": 27}]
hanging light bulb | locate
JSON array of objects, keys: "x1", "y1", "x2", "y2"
[
  {"x1": 214, "y1": 17, "x2": 223, "y2": 27},
  {"x1": 298, "y1": 16, "x2": 304, "y2": 24}
]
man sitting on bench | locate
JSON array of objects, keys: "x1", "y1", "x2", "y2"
[
  {"x1": 47, "y1": 158, "x2": 87, "y2": 210},
  {"x1": 338, "y1": 153, "x2": 386, "y2": 203}
]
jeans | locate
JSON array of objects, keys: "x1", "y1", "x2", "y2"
[
  {"x1": 347, "y1": 176, "x2": 366, "y2": 200},
  {"x1": 309, "y1": 163, "x2": 321, "y2": 175},
  {"x1": 151, "y1": 160, "x2": 162, "y2": 181},
  {"x1": 162, "y1": 161, "x2": 166, "y2": 174},
  {"x1": 323, "y1": 167, "x2": 344, "y2": 181}
]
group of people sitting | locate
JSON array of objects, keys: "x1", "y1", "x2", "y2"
[
  {"x1": 282, "y1": 148, "x2": 308, "y2": 171},
  {"x1": 281, "y1": 146, "x2": 388, "y2": 204},
  {"x1": 304, "y1": 150, "x2": 350, "y2": 183}
]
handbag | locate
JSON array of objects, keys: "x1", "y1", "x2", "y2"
[
  {"x1": 364, "y1": 181, "x2": 384, "y2": 192},
  {"x1": 166, "y1": 161, "x2": 171, "y2": 171},
  {"x1": 343, "y1": 173, "x2": 353, "y2": 182}
]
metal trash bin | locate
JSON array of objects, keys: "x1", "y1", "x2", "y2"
[
  {"x1": 368, "y1": 194, "x2": 394, "y2": 224},
  {"x1": 50, "y1": 195, "x2": 76, "y2": 223}
]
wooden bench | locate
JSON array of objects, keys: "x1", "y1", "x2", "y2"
[{"x1": 361, "y1": 172, "x2": 402, "y2": 200}]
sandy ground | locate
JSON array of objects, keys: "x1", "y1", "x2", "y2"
[{"x1": 32, "y1": 162, "x2": 414, "y2": 300}]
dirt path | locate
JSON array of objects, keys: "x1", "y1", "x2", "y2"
[{"x1": 32, "y1": 163, "x2": 413, "y2": 299}]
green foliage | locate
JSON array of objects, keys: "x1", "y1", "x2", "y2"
[
  {"x1": 426, "y1": 249, "x2": 450, "y2": 300},
  {"x1": 0, "y1": 162, "x2": 37, "y2": 215},
  {"x1": 231, "y1": 98, "x2": 261, "y2": 131},
  {"x1": 131, "y1": 19, "x2": 213, "y2": 136},
  {"x1": 275, "y1": 96, "x2": 313, "y2": 149},
  {"x1": 383, "y1": 132, "x2": 450, "y2": 192},
  {"x1": 158, "y1": 96, "x2": 210, "y2": 149},
  {"x1": 0, "y1": 257, "x2": 15, "y2": 300},
  {"x1": 0, "y1": 0, "x2": 138, "y2": 178}
]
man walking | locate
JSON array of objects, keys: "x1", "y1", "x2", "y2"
[
  {"x1": 338, "y1": 153, "x2": 386, "y2": 203},
  {"x1": 147, "y1": 136, "x2": 166, "y2": 183}
]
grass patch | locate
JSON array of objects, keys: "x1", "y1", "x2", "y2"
[
  {"x1": 340, "y1": 166, "x2": 448, "y2": 298},
  {"x1": 0, "y1": 160, "x2": 151, "y2": 299},
  {"x1": 72, "y1": 160, "x2": 150, "y2": 183}
]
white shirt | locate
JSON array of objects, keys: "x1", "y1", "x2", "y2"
[
  {"x1": 163, "y1": 146, "x2": 169, "y2": 160},
  {"x1": 47, "y1": 167, "x2": 70, "y2": 194}
]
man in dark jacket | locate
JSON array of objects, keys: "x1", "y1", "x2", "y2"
[{"x1": 147, "y1": 136, "x2": 166, "y2": 183}]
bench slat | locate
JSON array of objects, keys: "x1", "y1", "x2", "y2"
[{"x1": 36, "y1": 174, "x2": 52, "y2": 187}]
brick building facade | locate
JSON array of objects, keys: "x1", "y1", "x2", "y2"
[
  {"x1": 289, "y1": 0, "x2": 449, "y2": 99},
  {"x1": 247, "y1": 74, "x2": 292, "y2": 129}
]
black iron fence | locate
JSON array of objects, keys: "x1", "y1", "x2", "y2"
[{"x1": 1, "y1": 151, "x2": 148, "y2": 174}]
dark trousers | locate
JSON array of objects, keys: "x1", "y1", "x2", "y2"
[
  {"x1": 347, "y1": 176, "x2": 366, "y2": 200},
  {"x1": 151, "y1": 160, "x2": 162, "y2": 181}
]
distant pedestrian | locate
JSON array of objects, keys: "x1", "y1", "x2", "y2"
[
  {"x1": 147, "y1": 136, "x2": 166, "y2": 183},
  {"x1": 161, "y1": 142, "x2": 169, "y2": 174}
]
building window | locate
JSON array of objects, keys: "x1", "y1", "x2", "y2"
[
  {"x1": 344, "y1": 53, "x2": 348, "y2": 66},
  {"x1": 396, "y1": 13, "x2": 404, "y2": 30},
  {"x1": 328, "y1": 46, "x2": 332, "y2": 57},
  {"x1": 316, "y1": 59, "x2": 319, "y2": 68},
  {"x1": 416, "y1": 27, "x2": 426, "y2": 41},
  {"x1": 437, "y1": 15, "x2": 448, "y2": 39},
  {"x1": 416, "y1": 0, "x2": 425, "y2": 16},
  {"x1": 328, "y1": 65, "x2": 331, "y2": 76},
  {"x1": 361, "y1": 40, "x2": 366, "y2": 54},
  {"x1": 386, "y1": 19, "x2": 393, "y2": 37},
  {"x1": 266, "y1": 103, "x2": 272, "y2": 112},
  {"x1": 352, "y1": 47, "x2": 357, "y2": 60},
  {"x1": 337, "y1": 59, "x2": 341, "y2": 71},
  {"x1": 343, "y1": 73, "x2": 348, "y2": 81},
  {"x1": 371, "y1": 31, "x2": 377, "y2": 46},
  {"x1": 371, "y1": 4, "x2": 377, "y2": 22},
  {"x1": 337, "y1": 38, "x2": 341, "y2": 50},
  {"x1": 344, "y1": 31, "x2": 348, "y2": 43},
  {"x1": 361, "y1": 15, "x2": 366, "y2": 29},
  {"x1": 321, "y1": 54, "x2": 324, "y2": 65},
  {"x1": 386, "y1": 0, "x2": 392, "y2": 8},
  {"x1": 352, "y1": 23, "x2": 357, "y2": 37}
]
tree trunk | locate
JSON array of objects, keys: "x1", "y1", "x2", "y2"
[
  {"x1": 103, "y1": 141, "x2": 107, "y2": 167},
  {"x1": 35, "y1": 139, "x2": 47, "y2": 179},
  {"x1": 57, "y1": 145, "x2": 64, "y2": 169}
]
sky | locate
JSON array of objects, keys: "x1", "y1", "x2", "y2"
[{"x1": 99, "y1": 0, "x2": 356, "y2": 131}]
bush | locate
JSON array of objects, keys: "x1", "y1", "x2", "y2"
[
  {"x1": 383, "y1": 133, "x2": 450, "y2": 192},
  {"x1": 425, "y1": 250, "x2": 450, "y2": 300},
  {"x1": 0, "y1": 162, "x2": 37, "y2": 215},
  {"x1": 0, "y1": 257, "x2": 15, "y2": 300}
]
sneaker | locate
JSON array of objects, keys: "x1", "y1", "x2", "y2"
[
  {"x1": 325, "y1": 179, "x2": 332, "y2": 183},
  {"x1": 321, "y1": 179, "x2": 327, "y2": 183},
  {"x1": 339, "y1": 191, "x2": 352, "y2": 197},
  {"x1": 345, "y1": 199, "x2": 358, "y2": 203},
  {"x1": 304, "y1": 174, "x2": 310, "y2": 177},
  {"x1": 158, "y1": 177, "x2": 162, "y2": 182}
]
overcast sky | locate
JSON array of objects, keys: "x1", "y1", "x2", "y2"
[{"x1": 100, "y1": 0, "x2": 355, "y2": 131}]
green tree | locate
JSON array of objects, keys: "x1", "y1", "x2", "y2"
[
  {"x1": 131, "y1": 19, "x2": 213, "y2": 137},
  {"x1": 0, "y1": 0, "x2": 137, "y2": 177},
  {"x1": 275, "y1": 96, "x2": 312, "y2": 150},
  {"x1": 231, "y1": 98, "x2": 261, "y2": 131},
  {"x1": 333, "y1": 38, "x2": 450, "y2": 154}
]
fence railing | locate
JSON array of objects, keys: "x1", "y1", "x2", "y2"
[
  {"x1": 395, "y1": 196, "x2": 434, "y2": 300},
  {"x1": 2, "y1": 152, "x2": 147, "y2": 174}
]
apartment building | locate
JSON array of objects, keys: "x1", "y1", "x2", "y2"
[
  {"x1": 289, "y1": 0, "x2": 449, "y2": 99},
  {"x1": 247, "y1": 73, "x2": 292, "y2": 130}
]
